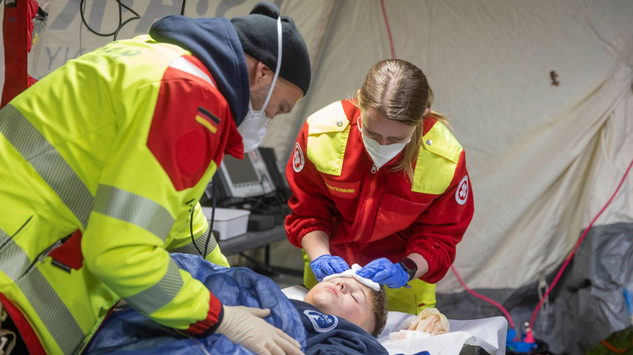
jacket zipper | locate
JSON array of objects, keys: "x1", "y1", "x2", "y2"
[
  {"x1": 356, "y1": 165, "x2": 380, "y2": 242},
  {"x1": 21, "y1": 235, "x2": 71, "y2": 278}
]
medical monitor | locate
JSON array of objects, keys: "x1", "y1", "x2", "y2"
[{"x1": 217, "y1": 149, "x2": 275, "y2": 199}]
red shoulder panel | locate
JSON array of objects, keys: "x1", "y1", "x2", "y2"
[{"x1": 147, "y1": 56, "x2": 232, "y2": 191}]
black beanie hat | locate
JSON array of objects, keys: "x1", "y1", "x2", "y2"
[{"x1": 231, "y1": 2, "x2": 311, "y2": 95}]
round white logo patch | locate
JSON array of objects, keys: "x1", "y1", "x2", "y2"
[
  {"x1": 455, "y1": 176, "x2": 469, "y2": 205},
  {"x1": 293, "y1": 142, "x2": 305, "y2": 173},
  {"x1": 303, "y1": 310, "x2": 338, "y2": 333}
]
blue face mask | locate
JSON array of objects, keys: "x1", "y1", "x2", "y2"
[{"x1": 237, "y1": 17, "x2": 283, "y2": 152}]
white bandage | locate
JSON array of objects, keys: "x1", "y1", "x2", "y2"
[{"x1": 322, "y1": 264, "x2": 380, "y2": 292}]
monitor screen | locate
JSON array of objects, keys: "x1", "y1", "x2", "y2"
[{"x1": 223, "y1": 155, "x2": 259, "y2": 184}]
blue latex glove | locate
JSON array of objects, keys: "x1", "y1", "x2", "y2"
[
  {"x1": 310, "y1": 255, "x2": 351, "y2": 281},
  {"x1": 357, "y1": 258, "x2": 409, "y2": 289}
]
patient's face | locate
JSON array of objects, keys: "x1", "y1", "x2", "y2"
[{"x1": 304, "y1": 277, "x2": 373, "y2": 332}]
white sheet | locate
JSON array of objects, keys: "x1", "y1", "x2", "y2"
[
  {"x1": 378, "y1": 312, "x2": 507, "y2": 355},
  {"x1": 281, "y1": 286, "x2": 507, "y2": 355}
]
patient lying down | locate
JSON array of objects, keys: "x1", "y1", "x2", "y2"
[
  {"x1": 86, "y1": 254, "x2": 389, "y2": 355},
  {"x1": 304, "y1": 276, "x2": 388, "y2": 337}
]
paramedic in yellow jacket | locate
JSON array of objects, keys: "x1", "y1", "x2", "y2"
[
  {"x1": 0, "y1": 2, "x2": 309, "y2": 355},
  {"x1": 286, "y1": 59, "x2": 474, "y2": 315}
]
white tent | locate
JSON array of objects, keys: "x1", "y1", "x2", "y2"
[{"x1": 2, "y1": 1, "x2": 633, "y2": 353}]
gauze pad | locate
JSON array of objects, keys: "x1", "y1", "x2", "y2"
[{"x1": 322, "y1": 264, "x2": 380, "y2": 291}]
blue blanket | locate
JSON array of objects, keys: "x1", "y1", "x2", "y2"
[{"x1": 86, "y1": 254, "x2": 308, "y2": 354}]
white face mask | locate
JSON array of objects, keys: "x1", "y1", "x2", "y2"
[
  {"x1": 358, "y1": 117, "x2": 411, "y2": 170},
  {"x1": 239, "y1": 102, "x2": 272, "y2": 152},
  {"x1": 238, "y1": 17, "x2": 283, "y2": 152}
]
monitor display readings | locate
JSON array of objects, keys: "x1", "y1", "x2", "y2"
[{"x1": 223, "y1": 155, "x2": 259, "y2": 184}]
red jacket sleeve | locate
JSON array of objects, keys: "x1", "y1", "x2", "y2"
[
  {"x1": 285, "y1": 122, "x2": 338, "y2": 248},
  {"x1": 406, "y1": 150, "x2": 474, "y2": 283}
]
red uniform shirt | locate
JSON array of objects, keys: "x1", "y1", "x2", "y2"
[{"x1": 285, "y1": 100, "x2": 474, "y2": 283}]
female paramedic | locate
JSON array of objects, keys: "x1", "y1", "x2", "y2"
[{"x1": 285, "y1": 59, "x2": 474, "y2": 315}]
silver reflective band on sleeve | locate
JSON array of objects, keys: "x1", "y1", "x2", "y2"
[
  {"x1": 93, "y1": 184, "x2": 175, "y2": 240},
  {"x1": 0, "y1": 105, "x2": 94, "y2": 228},
  {"x1": 0, "y1": 228, "x2": 86, "y2": 355},
  {"x1": 169, "y1": 56, "x2": 215, "y2": 88},
  {"x1": 168, "y1": 224, "x2": 218, "y2": 257},
  {"x1": 124, "y1": 258, "x2": 184, "y2": 315}
]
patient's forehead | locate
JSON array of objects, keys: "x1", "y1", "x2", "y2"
[{"x1": 329, "y1": 277, "x2": 372, "y2": 295}]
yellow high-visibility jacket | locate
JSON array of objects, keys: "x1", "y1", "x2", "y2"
[{"x1": 0, "y1": 28, "x2": 247, "y2": 354}]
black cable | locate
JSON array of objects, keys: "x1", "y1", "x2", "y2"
[
  {"x1": 244, "y1": 196, "x2": 279, "y2": 210},
  {"x1": 79, "y1": 0, "x2": 140, "y2": 41},
  {"x1": 258, "y1": 174, "x2": 269, "y2": 196},
  {"x1": 113, "y1": 1, "x2": 140, "y2": 40},
  {"x1": 80, "y1": 0, "x2": 122, "y2": 37},
  {"x1": 204, "y1": 176, "x2": 217, "y2": 257},
  {"x1": 190, "y1": 178, "x2": 217, "y2": 258},
  {"x1": 190, "y1": 204, "x2": 205, "y2": 257},
  {"x1": 260, "y1": 174, "x2": 287, "y2": 211},
  {"x1": 80, "y1": 0, "x2": 185, "y2": 44},
  {"x1": 79, "y1": 0, "x2": 139, "y2": 41}
]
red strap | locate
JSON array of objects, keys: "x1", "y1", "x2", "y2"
[
  {"x1": 1, "y1": 0, "x2": 39, "y2": 107},
  {"x1": 0, "y1": 293, "x2": 46, "y2": 355},
  {"x1": 184, "y1": 291, "x2": 223, "y2": 335},
  {"x1": 601, "y1": 339, "x2": 633, "y2": 354}
]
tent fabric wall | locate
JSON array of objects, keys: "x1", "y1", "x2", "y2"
[
  {"x1": 2, "y1": 0, "x2": 633, "y2": 351},
  {"x1": 0, "y1": 1, "x2": 331, "y2": 94},
  {"x1": 278, "y1": 0, "x2": 633, "y2": 294}
]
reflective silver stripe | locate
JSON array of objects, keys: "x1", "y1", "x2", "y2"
[
  {"x1": 169, "y1": 224, "x2": 218, "y2": 257},
  {"x1": 93, "y1": 184, "x2": 174, "y2": 240},
  {"x1": 16, "y1": 268, "x2": 85, "y2": 354},
  {"x1": 0, "y1": 228, "x2": 85, "y2": 355},
  {"x1": 0, "y1": 105, "x2": 93, "y2": 228},
  {"x1": 0, "y1": 229, "x2": 8, "y2": 249},
  {"x1": 169, "y1": 56, "x2": 215, "y2": 87},
  {"x1": 0, "y1": 234, "x2": 32, "y2": 281},
  {"x1": 124, "y1": 258, "x2": 183, "y2": 315}
]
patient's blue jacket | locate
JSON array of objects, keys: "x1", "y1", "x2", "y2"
[
  {"x1": 85, "y1": 254, "x2": 387, "y2": 355},
  {"x1": 291, "y1": 300, "x2": 387, "y2": 355}
]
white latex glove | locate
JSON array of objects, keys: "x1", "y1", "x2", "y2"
[{"x1": 215, "y1": 305, "x2": 304, "y2": 355}]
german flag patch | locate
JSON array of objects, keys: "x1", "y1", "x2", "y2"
[{"x1": 195, "y1": 106, "x2": 221, "y2": 134}]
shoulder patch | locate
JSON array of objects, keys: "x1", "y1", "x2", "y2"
[
  {"x1": 292, "y1": 142, "x2": 305, "y2": 172},
  {"x1": 303, "y1": 309, "x2": 339, "y2": 333},
  {"x1": 455, "y1": 175, "x2": 469, "y2": 205}
]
